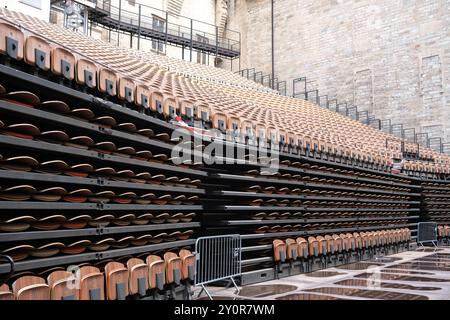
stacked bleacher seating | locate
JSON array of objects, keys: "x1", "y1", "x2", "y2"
[{"x1": 0, "y1": 7, "x2": 448, "y2": 293}]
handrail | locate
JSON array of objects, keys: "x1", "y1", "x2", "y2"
[
  {"x1": 91, "y1": 0, "x2": 240, "y2": 52},
  {"x1": 0, "y1": 255, "x2": 14, "y2": 286}
]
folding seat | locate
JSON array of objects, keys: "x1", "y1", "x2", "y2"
[
  {"x1": 210, "y1": 111, "x2": 227, "y2": 134},
  {"x1": 195, "y1": 103, "x2": 211, "y2": 126},
  {"x1": 239, "y1": 119, "x2": 254, "y2": 144},
  {"x1": 146, "y1": 255, "x2": 165, "y2": 291},
  {"x1": 353, "y1": 233, "x2": 362, "y2": 250},
  {"x1": 340, "y1": 234, "x2": 350, "y2": 252},
  {"x1": 444, "y1": 225, "x2": 450, "y2": 238},
  {"x1": 332, "y1": 234, "x2": 343, "y2": 253},
  {"x1": 255, "y1": 123, "x2": 268, "y2": 147},
  {"x1": 227, "y1": 115, "x2": 241, "y2": 141},
  {"x1": 0, "y1": 23, "x2": 24, "y2": 60},
  {"x1": 104, "y1": 262, "x2": 129, "y2": 300},
  {"x1": 295, "y1": 134, "x2": 305, "y2": 155},
  {"x1": 75, "y1": 59, "x2": 97, "y2": 89},
  {"x1": 51, "y1": 47, "x2": 75, "y2": 81},
  {"x1": 79, "y1": 266, "x2": 104, "y2": 300},
  {"x1": 133, "y1": 84, "x2": 150, "y2": 110},
  {"x1": 117, "y1": 76, "x2": 136, "y2": 104},
  {"x1": 303, "y1": 136, "x2": 312, "y2": 157},
  {"x1": 360, "y1": 232, "x2": 370, "y2": 249},
  {"x1": 178, "y1": 98, "x2": 195, "y2": 123},
  {"x1": 163, "y1": 252, "x2": 182, "y2": 286},
  {"x1": 379, "y1": 230, "x2": 387, "y2": 246},
  {"x1": 316, "y1": 236, "x2": 327, "y2": 256},
  {"x1": 286, "y1": 131, "x2": 297, "y2": 153},
  {"x1": 12, "y1": 275, "x2": 50, "y2": 300},
  {"x1": 285, "y1": 238, "x2": 298, "y2": 261},
  {"x1": 324, "y1": 235, "x2": 335, "y2": 255},
  {"x1": 273, "y1": 239, "x2": 287, "y2": 263},
  {"x1": 47, "y1": 270, "x2": 78, "y2": 300},
  {"x1": 308, "y1": 237, "x2": 319, "y2": 257},
  {"x1": 163, "y1": 95, "x2": 179, "y2": 119},
  {"x1": 179, "y1": 249, "x2": 196, "y2": 282},
  {"x1": 0, "y1": 284, "x2": 13, "y2": 300},
  {"x1": 98, "y1": 67, "x2": 117, "y2": 96},
  {"x1": 24, "y1": 35, "x2": 51, "y2": 71},
  {"x1": 266, "y1": 126, "x2": 278, "y2": 145},
  {"x1": 296, "y1": 237, "x2": 309, "y2": 258}
]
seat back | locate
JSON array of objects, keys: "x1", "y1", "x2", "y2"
[
  {"x1": 212, "y1": 112, "x2": 227, "y2": 132},
  {"x1": 267, "y1": 126, "x2": 279, "y2": 145},
  {"x1": 104, "y1": 262, "x2": 129, "y2": 300},
  {"x1": 150, "y1": 90, "x2": 164, "y2": 113},
  {"x1": 324, "y1": 235, "x2": 334, "y2": 254},
  {"x1": 360, "y1": 232, "x2": 369, "y2": 248},
  {"x1": 273, "y1": 239, "x2": 287, "y2": 262},
  {"x1": 340, "y1": 234, "x2": 349, "y2": 251},
  {"x1": 444, "y1": 226, "x2": 450, "y2": 237},
  {"x1": 353, "y1": 233, "x2": 362, "y2": 249},
  {"x1": 118, "y1": 76, "x2": 135, "y2": 103},
  {"x1": 12, "y1": 275, "x2": 50, "y2": 300},
  {"x1": 227, "y1": 115, "x2": 241, "y2": 140},
  {"x1": 296, "y1": 237, "x2": 309, "y2": 258},
  {"x1": 196, "y1": 103, "x2": 211, "y2": 123},
  {"x1": 127, "y1": 258, "x2": 149, "y2": 296},
  {"x1": 0, "y1": 23, "x2": 24, "y2": 60},
  {"x1": 51, "y1": 47, "x2": 75, "y2": 80},
  {"x1": 255, "y1": 123, "x2": 267, "y2": 144},
  {"x1": 287, "y1": 131, "x2": 296, "y2": 147},
  {"x1": 179, "y1": 249, "x2": 196, "y2": 281},
  {"x1": 76, "y1": 59, "x2": 97, "y2": 88},
  {"x1": 332, "y1": 234, "x2": 342, "y2": 252},
  {"x1": 163, "y1": 252, "x2": 182, "y2": 285},
  {"x1": 163, "y1": 95, "x2": 179, "y2": 119},
  {"x1": 240, "y1": 120, "x2": 255, "y2": 141},
  {"x1": 136, "y1": 85, "x2": 151, "y2": 109},
  {"x1": 285, "y1": 238, "x2": 298, "y2": 260},
  {"x1": 79, "y1": 266, "x2": 104, "y2": 300},
  {"x1": 47, "y1": 270, "x2": 78, "y2": 300},
  {"x1": 24, "y1": 35, "x2": 51, "y2": 70},
  {"x1": 179, "y1": 99, "x2": 195, "y2": 120},
  {"x1": 98, "y1": 68, "x2": 117, "y2": 96},
  {"x1": 308, "y1": 236, "x2": 319, "y2": 257},
  {"x1": 278, "y1": 129, "x2": 287, "y2": 145},
  {"x1": 146, "y1": 255, "x2": 166, "y2": 290},
  {"x1": 316, "y1": 236, "x2": 327, "y2": 254}
]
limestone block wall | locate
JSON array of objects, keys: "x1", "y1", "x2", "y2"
[{"x1": 226, "y1": 0, "x2": 450, "y2": 144}]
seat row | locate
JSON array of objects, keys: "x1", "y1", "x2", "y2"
[
  {"x1": 438, "y1": 225, "x2": 450, "y2": 239},
  {"x1": 402, "y1": 160, "x2": 450, "y2": 177},
  {"x1": 0, "y1": 250, "x2": 195, "y2": 300},
  {"x1": 0, "y1": 212, "x2": 196, "y2": 232},
  {"x1": 2, "y1": 15, "x2": 450, "y2": 175},
  {"x1": 273, "y1": 228, "x2": 411, "y2": 263},
  {"x1": 2, "y1": 229, "x2": 195, "y2": 262}
]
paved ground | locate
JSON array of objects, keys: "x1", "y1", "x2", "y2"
[{"x1": 195, "y1": 246, "x2": 450, "y2": 300}]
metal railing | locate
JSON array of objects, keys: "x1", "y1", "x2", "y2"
[
  {"x1": 194, "y1": 234, "x2": 241, "y2": 300},
  {"x1": 92, "y1": 0, "x2": 240, "y2": 54},
  {"x1": 417, "y1": 222, "x2": 438, "y2": 247}
]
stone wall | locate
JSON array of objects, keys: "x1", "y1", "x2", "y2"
[{"x1": 226, "y1": 0, "x2": 450, "y2": 145}]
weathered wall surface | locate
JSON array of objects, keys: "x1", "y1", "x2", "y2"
[{"x1": 226, "y1": 0, "x2": 450, "y2": 145}]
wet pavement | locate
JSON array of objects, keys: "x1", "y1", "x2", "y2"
[{"x1": 195, "y1": 247, "x2": 450, "y2": 300}]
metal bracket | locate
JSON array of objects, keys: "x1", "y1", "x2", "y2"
[
  {"x1": 6, "y1": 37, "x2": 18, "y2": 59},
  {"x1": 35, "y1": 49, "x2": 46, "y2": 70},
  {"x1": 84, "y1": 70, "x2": 93, "y2": 88},
  {"x1": 61, "y1": 60, "x2": 71, "y2": 80}
]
